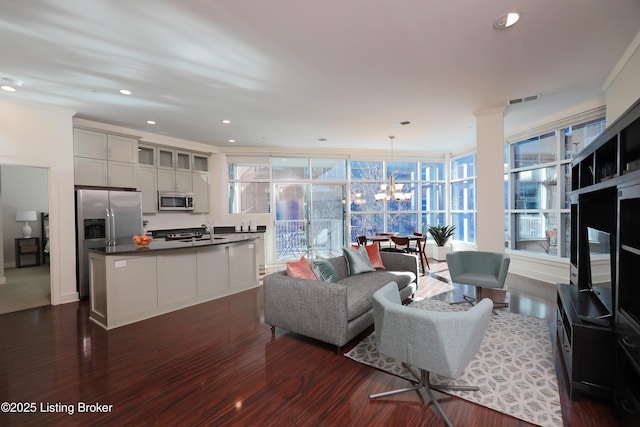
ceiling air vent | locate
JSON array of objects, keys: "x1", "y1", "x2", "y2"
[
  {"x1": 508, "y1": 94, "x2": 540, "y2": 106},
  {"x1": 399, "y1": 120, "x2": 411, "y2": 126}
]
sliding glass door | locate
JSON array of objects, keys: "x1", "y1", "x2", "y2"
[{"x1": 275, "y1": 184, "x2": 345, "y2": 261}]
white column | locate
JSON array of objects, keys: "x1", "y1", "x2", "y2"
[{"x1": 475, "y1": 107, "x2": 506, "y2": 252}]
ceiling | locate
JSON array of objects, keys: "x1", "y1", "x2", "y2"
[{"x1": 1, "y1": 0, "x2": 639, "y2": 153}]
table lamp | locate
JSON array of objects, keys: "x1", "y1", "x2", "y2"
[{"x1": 16, "y1": 210, "x2": 37, "y2": 238}]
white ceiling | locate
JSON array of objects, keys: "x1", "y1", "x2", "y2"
[{"x1": 1, "y1": 0, "x2": 639, "y2": 153}]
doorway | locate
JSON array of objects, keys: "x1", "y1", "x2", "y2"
[
  {"x1": 274, "y1": 183, "x2": 345, "y2": 261},
  {"x1": 0, "y1": 164, "x2": 50, "y2": 314}
]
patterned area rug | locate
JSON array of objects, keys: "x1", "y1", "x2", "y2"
[{"x1": 345, "y1": 299, "x2": 563, "y2": 427}]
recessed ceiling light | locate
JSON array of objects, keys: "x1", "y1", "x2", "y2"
[
  {"x1": 119, "y1": 89, "x2": 132, "y2": 95},
  {"x1": 1, "y1": 77, "x2": 23, "y2": 92},
  {"x1": 146, "y1": 120, "x2": 156, "y2": 125},
  {"x1": 222, "y1": 119, "x2": 231, "y2": 124},
  {"x1": 228, "y1": 139, "x2": 236, "y2": 143},
  {"x1": 494, "y1": 12, "x2": 520, "y2": 29}
]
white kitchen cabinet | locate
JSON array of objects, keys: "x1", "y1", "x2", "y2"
[
  {"x1": 88, "y1": 238, "x2": 258, "y2": 329},
  {"x1": 157, "y1": 250, "x2": 198, "y2": 308},
  {"x1": 112, "y1": 256, "x2": 158, "y2": 322},
  {"x1": 74, "y1": 128, "x2": 137, "y2": 162},
  {"x1": 138, "y1": 166, "x2": 158, "y2": 213},
  {"x1": 196, "y1": 245, "x2": 229, "y2": 295},
  {"x1": 74, "y1": 157, "x2": 108, "y2": 187},
  {"x1": 158, "y1": 147, "x2": 191, "y2": 171},
  {"x1": 176, "y1": 151, "x2": 191, "y2": 171},
  {"x1": 108, "y1": 161, "x2": 138, "y2": 188},
  {"x1": 176, "y1": 171, "x2": 192, "y2": 192},
  {"x1": 158, "y1": 147, "x2": 174, "y2": 169},
  {"x1": 89, "y1": 253, "x2": 158, "y2": 328},
  {"x1": 74, "y1": 128, "x2": 107, "y2": 159},
  {"x1": 74, "y1": 157, "x2": 137, "y2": 188},
  {"x1": 233, "y1": 232, "x2": 265, "y2": 272},
  {"x1": 157, "y1": 169, "x2": 192, "y2": 192},
  {"x1": 255, "y1": 233, "x2": 265, "y2": 272},
  {"x1": 157, "y1": 169, "x2": 174, "y2": 192},
  {"x1": 74, "y1": 128, "x2": 138, "y2": 188},
  {"x1": 193, "y1": 154, "x2": 209, "y2": 172},
  {"x1": 107, "y1": 134, "x2": 138, "y2": 163},
  {"x1": 138, "y1": 144, "x2": 156, "y2": 166},
  {"x1": 229, "y1": 241, "x2": 258, "y2": 290},
  {"x1": 192, "y1": 171, "x2": 210, "y2": 213}
]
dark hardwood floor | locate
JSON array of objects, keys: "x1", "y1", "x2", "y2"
[{"x1": 0, "y1": 270, "x2": 619, "y2": 426}]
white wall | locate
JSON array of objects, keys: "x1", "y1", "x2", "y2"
[
  {"x1": 1, "y1": 165, "x2": 49, "y2": 267},
  {"x1": 0, "y1": 99, "x2": 76, "y2": 304},
  {"x1": 604, "y1": 30, "x2": 640, "y2": 123}
]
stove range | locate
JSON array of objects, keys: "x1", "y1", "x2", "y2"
[{"x1": 165, "y1": 231, "x2": 204, "y2": 241}]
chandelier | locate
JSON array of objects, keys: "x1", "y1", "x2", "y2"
[{"x1": 375, "y1": 136, "x2": 412, "y2": 202}]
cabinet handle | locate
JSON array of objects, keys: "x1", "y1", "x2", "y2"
[{"x1": 622, "y1": 336, "x2": 637, "y2": 349}]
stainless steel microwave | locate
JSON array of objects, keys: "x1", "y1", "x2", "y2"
[{"x1": 158, "y1": 192, "x2": 194, "y2": 211}]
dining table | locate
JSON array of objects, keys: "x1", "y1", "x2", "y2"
[{"x1": 366, "y1": 234, "x2": 429, "y2": 274}]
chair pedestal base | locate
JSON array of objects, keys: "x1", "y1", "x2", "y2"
[
  {"x1": 450, "y1": 287, "x2": 509, "y2": 310},
  {"x1": 370, "y1": 366, "x2": 478, "y2": 427}
]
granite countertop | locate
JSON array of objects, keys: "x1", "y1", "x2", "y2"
[{"x1": 89, "y1": 234, "x2": 258, "y2": 256}]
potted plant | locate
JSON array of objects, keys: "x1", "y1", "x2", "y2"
[{"x1": 427, "y1": 224, "x2": 456, "y2": 261}]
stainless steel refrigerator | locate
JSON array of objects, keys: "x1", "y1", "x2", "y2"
[{"x1": 76, "y1": 189, "x2": 143, "y2": 299}]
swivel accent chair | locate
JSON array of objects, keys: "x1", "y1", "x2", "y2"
[
  {"x1": 369, "y1": 282, "x2": 493, "y2": 427},
  {"x1": 446, "y1": 251, "x2": 510, "y2": 308}
]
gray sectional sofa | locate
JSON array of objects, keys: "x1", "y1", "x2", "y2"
[{"x1": 263, "y1": 251, "x2": 419, "y2": 348}]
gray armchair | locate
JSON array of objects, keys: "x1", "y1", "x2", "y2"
[
  {"x1": 446, "y1": 250, "x2": 510, "y2": 308},
  {"x1": 369, "y1": 282, "x2": 493, "y2": 427}
]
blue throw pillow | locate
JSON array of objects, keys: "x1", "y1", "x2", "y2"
[
  {"x1": 312, "y1": 259, "x2": 338, "y2": 283},
  {"x1": 343, "y1": 246, "x2": 375, "y2": 276}
]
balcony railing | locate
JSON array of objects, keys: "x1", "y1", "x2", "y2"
[{"x1": 275, "y1": 219, "x2": 344, "y2": 261}]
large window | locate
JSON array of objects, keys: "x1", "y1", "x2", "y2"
[
  {"x1": 450, "y1": 154, "x2": 476, "y2": 243},
  {"x1": 505, "y1": 116, "x2": 606, "y2": 257},
  {"x1": 228, "y1": 158, "x2": 270, "y2": 214},
  {"x1": 228, "y1": 156, "x2": 447, "y2": 246},
  {"x1": 421, "y1": 162, "x2": 446, "y2": 231},
  {"x1": 349, "y1": 160, "x2": 423, "y2": 241}
]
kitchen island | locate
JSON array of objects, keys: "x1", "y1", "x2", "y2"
[{"x1": 88, "y1": 234, "x2": 258, "y2": 329}]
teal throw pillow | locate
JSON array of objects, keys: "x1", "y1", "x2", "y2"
[
  {"x1": 312, "y1": 259, "x2": 338, "y2": 283},
  {"x1": 343, "y1": 246, "x2": 375, "y2": 276}
]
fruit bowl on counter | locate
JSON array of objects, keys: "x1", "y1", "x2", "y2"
[{"x1": 133, "y1": 234, "x2": 153, "y2": 247}]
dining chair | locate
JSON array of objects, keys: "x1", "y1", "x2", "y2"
[
  {"x1": 356, "y1": 235, "x2": 368, "y2": 246},
  {"x1": 375, "y1": 232, "x2": 395, "y2": 249},
  {"x1": 412, "y1": 233, "x2": 430, "y2": 271},
  {"x1": 381, "y1": 236, "x2": 408, "y2": 253}
]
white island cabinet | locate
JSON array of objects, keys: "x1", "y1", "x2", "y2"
[{"x1": 88, "y1": 236, "x2": 258, "y2": 329}]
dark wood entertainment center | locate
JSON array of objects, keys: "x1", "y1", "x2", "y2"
[{"x1": 560, "y1": 97, "x2": 640, "y2": 424}]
